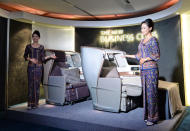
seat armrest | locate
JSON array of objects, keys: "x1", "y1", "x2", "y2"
[
  {"x1": 97, "y1": 78, "x2": 121, "y2": 91},
  {"x1": 93, "y1": 77, "x2": 121, "y2": 112}
]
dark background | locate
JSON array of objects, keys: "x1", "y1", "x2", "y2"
[
  {"x1": 0, "y1": 16, "x2": 7, "y2": 111},
  {"x1": 75, "y1": 15, "x2": 184, "y2": 105}
]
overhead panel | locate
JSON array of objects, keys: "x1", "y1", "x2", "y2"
[
  {"x1": 0, "y1": 0, "x2": 87, "y2": 15},
  {"x1": 68, "y1": 0, "x2": 135, "y2": 15},
  {"x1": 130, "y1": 0, "x2": 170, "y2": 11}
]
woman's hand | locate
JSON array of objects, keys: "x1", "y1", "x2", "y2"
[
  {"x1": 30, "y1": 58, "x2": 38, "y2": 64},
  {"x1": 140, "y1": 58, "x2": 147, "y2": 65},
  {"x1": 50, "y1": 54, "x2": 56, "y2": 59},
  {"x1": 121, "y1": 55, "x2": 126, "y2": 58},
  {"x1": 121, "y1": 54, "x2": 136, "y2": 59},
  {"x1": 44, "y1": 54, "x2": 56, "y2": 60}
]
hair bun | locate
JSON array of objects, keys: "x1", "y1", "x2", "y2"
[{"x1": 32, "y1": 30, "x2": 40, "y2": 37}]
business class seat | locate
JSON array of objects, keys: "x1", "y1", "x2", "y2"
[
  {"x1": 81, "y1": 46, "x2": 142, "y2": 112},
  {"x1": 43, "y1": 50, "x2": 89, "y2": 105}
]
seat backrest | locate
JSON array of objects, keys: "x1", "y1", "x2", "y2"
[
  {"x1": 71, "y1": 53, "x2": 81, "y2": 68},
  {"x1": 100, "y1": 59, "x2": 119, "y2": 78},
  {"x1": 100, "y1": 67, "x2": 119, "y2": 78},
  {"x1": 66, "y1": 55, "x2": 74, "y2": 67},
  {"x1": 50, "y1": 65, "x2": 62, "y2": 76},
  {"x1": 60, "y1": 68, "x2": 80, "y2": 84},
  {"x1": 53, "y1": 50, "x2": 66, "y2": 63}
]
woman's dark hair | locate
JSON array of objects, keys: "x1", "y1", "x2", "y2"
[
  {"x1": 141, "y1": 19, "x2": 154, "y2": 32},
  {"x1": 32, "y1": 30, "x2": 40, "y2": 38}
]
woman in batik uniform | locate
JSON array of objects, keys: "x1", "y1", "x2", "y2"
[
  {"x1": 24, "y1": 30, "x2": 56, "y2": 110},
  {"x1": 123, "y1": 19, "x2": 160, "y2": 126}
]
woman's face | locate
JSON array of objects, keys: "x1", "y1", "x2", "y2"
[
  {"x1": 32, "y1": 34, "x2": 40, "y2": 43},
  {"x1": 141, "y1": 23, "x2": 152, "y2": 36}
]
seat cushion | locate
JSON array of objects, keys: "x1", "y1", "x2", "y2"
[
  {"x1": 122, "y1": 85, "x2": 142, "y2": 96},
  {"x1": 71, "y1": 82, "x2": 87, "y2": 88},
  {"x1": 50, "y1": 65, "x2": 62, "y2": 76}
]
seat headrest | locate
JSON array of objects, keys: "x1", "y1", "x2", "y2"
[{"x1": 52, "y1": 50, "x2": 66, "y2": 62}]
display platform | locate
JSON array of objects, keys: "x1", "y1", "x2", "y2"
[{"x1": 6, "y1": 99, "x2": 185, "y2": 131}]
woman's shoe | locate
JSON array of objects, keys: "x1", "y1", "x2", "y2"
[
  {"x1": 32, "y1": 106, "x2": 37, "y2": 109},
  {"x1": 146, "y1": 121, "x2": 154, "y2": 126},
  {"x1": 27, "y1": 107, "x2": 32, "y2": 110},
  {"x1": 32, "y1": 105, "x2": 38, "y2": 109}
]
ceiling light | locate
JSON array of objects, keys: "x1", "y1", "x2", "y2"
[
  {"x1": 125, "y1": 0, "x2": 130, "y2": 4},
  {"x1": 122, "y1": 0, "x2": 131, "y2": 5}
]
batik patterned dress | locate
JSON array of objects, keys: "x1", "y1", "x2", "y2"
[
  {"x1": 24, "y1": 44, "x2": 45, "y2": 108},
  {"x1": 135, "y1": 37, "x2": 160, "y2": 123}
]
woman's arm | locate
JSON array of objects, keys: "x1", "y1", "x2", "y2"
[
  {"x1": 148, "y1": 38, "x2": 160, "y2": 61},
  {"x1": 41, "y1": 46, "x2": 56, "y2": 62},
  {"x1": 44, "y1": 55, "x2": 56, "y2": 60},
  {"x1": 124, "y1": 54, "x2": 136, "y2": 59},
  {"x1": 42, "y1": 46, "x2": 56, "y2": 62},
  {"x1": 23, "y1": 45, "x2": 29, "y2": 61}
]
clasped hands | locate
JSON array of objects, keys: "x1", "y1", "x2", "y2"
[
  {"x1": 30, "y1": 58, "x2": 38, "y2": 64},
  {"x1": 139, "y1": 58, "x2": 147, "y2": 65}
]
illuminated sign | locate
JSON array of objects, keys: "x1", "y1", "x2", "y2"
[{"x1": 99, "y1": 29, "x2": 158, "y2": 43}]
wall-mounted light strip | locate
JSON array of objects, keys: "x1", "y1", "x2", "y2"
[{"x1": 181, "y1": 14, "x2": 190, "y2": 106}]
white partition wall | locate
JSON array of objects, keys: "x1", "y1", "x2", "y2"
[
  {"x1": 32, "y1": 24, "x2": 75, "y2": 51},
  {"x1": 181, "y1": 14, "x2": 190, "y2": 106}
]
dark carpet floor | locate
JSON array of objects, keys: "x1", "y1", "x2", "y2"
[
  {"x1": 0, "y1": 118, "x2": 66, "y2": 131},
  {"x1": 176, "y1": 106, "x2": 190, "y2": 131},
  {"x1": 1, "y1": 100, "x2": 187, "y2": 131}
]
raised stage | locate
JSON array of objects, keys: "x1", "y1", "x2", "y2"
[{"x1": 6, "y1": 99, "x2": 185, "y2": 131}]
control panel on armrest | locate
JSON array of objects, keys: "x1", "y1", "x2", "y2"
[
  {"x1": 119, "y1": 71, "x2": 140, "y2": 77},
  {"x1": 131, "y1": 67, "x2": 139, "y2": 71}
]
